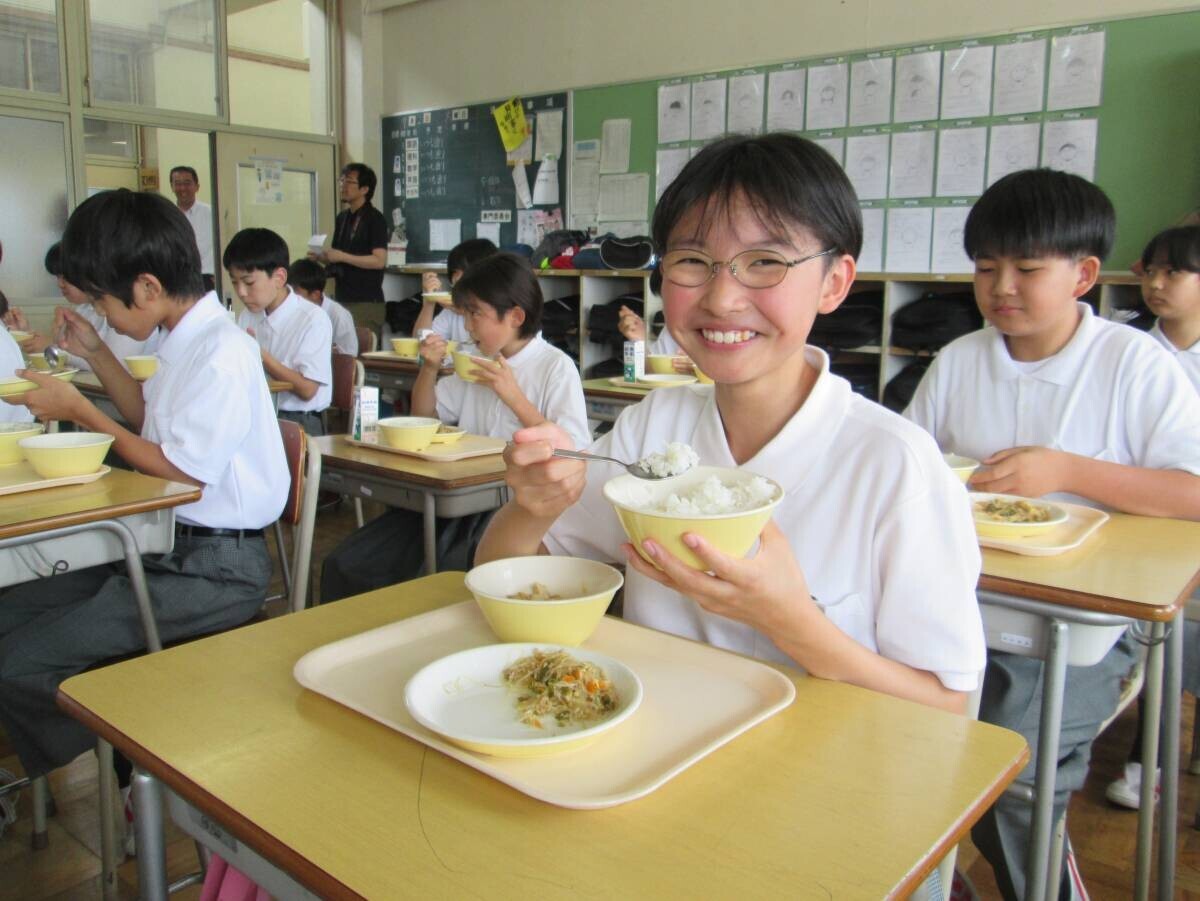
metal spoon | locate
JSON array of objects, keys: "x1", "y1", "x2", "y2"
[
  {"x1": 42, "y1": 343, "x2": 65, "y2": 369},
  {"x1": 551, "y1": 448, "x2": 674, "y2": 480}
]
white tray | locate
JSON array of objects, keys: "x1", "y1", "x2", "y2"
[
  {"x1": 294, "y1": 601, "x2": 795, "y2": 809},
  {"x1": 345, "y1": 433, "x2": 505, "y2": 462},
  {"x1": 0, "y1": 463, "x2": 110, "y2": 496},
  {"x1": 979, "y1": 501, "x2": 1109, "y2": 556}
]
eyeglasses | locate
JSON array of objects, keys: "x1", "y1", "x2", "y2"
[
  {"x1": 338, "y1": 176, "x2": 359, "y2": 185},
  {"x1": 661, "y1": 247, "x2": 835, "y2": 288}
]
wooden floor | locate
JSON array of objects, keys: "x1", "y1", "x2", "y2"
[{"x1": 1, "y1": 498, "x2": 1199, "y2": 899}]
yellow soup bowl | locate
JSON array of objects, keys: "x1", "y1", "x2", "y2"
[
  {"x1": 694, "y1": 367, "x2": 714, "y2": 384},
  {"x1": 7, "y1": 330, "x2": 31, "y2": 343},
  {"x1": 603, "y1": 465, "x2": 784, "y2": 570},
  {"x1": 376, "y1": 416, "x2": 441, "y2": 452},
  {"x1": 453, "y1": 351, "x2": 497, "y2": 383},
  {"x1": 943, "y1": 453, "x2": 980, "y2": 484},
  {"x1": 970, "y1": 492, "x2": 1069, "y2": 539},
  {"x1": 645, "y1": 354, "x2": 681, "y2": 374},
  {"x1": 0, "y1": 422, "x2": 44, "y2": 464},
  {"x1": 26, "y1": 353, "x2": 64, "y2": 372},
  {"x1": 0, "y1": 369, "x2": 76, "y2": 397},
  {"x1": 429, "y1": 424, "x2": 466, "y2": 444},
  {"x1": 391, "y1": 337, "x2": 420, "y2": 357},
  {"x1": 465, "y1": 556, "x2": 624, "y2": 646},
  {"x1": 125, "y1": 355, "x2": 159, "y2": 379},
  {"x1": 19, "y1": 431, "x2": 113, "y2": 479},
  {"x1": 422, "y1": 291, "x2": 452, "y2": 307}
]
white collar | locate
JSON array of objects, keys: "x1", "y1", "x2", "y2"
[
  {"x1": 1150, "y1": 320, "x2": 1200, "y2": 355},
  {"x1": 157, "y1": 292, "x2": 224, "y2": 365},
  {"x1": 985, "y1": 301, "x2": 1097, "y2": 386},
  {"x1": 264, "y1": 291, "x2": 302, "y2": 329}
]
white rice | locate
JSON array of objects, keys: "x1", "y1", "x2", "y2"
[
  {"x1": 626, "y1": 474, "x2": 777, "y2": 515},
  {"x1": 638, "y1": 442, "x2": 699, "y2": 478}
]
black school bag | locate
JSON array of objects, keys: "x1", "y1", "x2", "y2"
[
  {"x1": 587, "y1": 295, "x2": 643, "y2": 351},
  {"x1": 810, "y1": 290, "x2": 884, "y2": 351},
  {"x1": 882, "y1": 359, "x2": 932, "y2": 412},
  {"x1": 890, "y1": 292, "x2": 982, "y2": 351}
]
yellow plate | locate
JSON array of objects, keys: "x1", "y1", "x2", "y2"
[{"x1": 970, "y1": 492, "x2": 1069, "y2": 539}]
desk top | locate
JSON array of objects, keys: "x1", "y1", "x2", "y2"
[
  {"x1": 59, "y1": 573, "x2": 1028, "y2": 901},
  {"x1": 582, "y1": 377, "x2": 653, "y2": 401},
  {"x1": 360, "y1": 355, "x2": 451, "y2": 375},
  {"x1": 979, "y1": 512, "x2": 1200, "y2": 621},
  {"x1": 0, "y1": 467, "x2": 199, "y2": 540},
  {"x1": 314, "y1": 434, "x2": 506, "y2": 490},
  {"x1": 74, "y1": 372, "x2": 292, "y2": 395}
]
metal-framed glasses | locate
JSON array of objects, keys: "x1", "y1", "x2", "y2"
[
  {"x1": 338, "y1": 175, "x2": 359, "y2": 185},
  {"x1": 661, "y1": 247, "x2": 835, "y2": 289}
]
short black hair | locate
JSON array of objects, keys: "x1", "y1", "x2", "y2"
[
  {"x1": 1140, "y1": 225, "x2": 1200, "y2": 274},
  {"x1": 652, "y1": 133, "x2": 862, "y2": 262},
  {"x1": 288, "y1": 257, "x2": 328, "y2": 294},
  {"x1": 223, "y1": 227, "x2": 290, "y2": 276},
  {"x1": 448, "y1": 238, "x2": 498, "y2": 275},
  {"x1": 60, "y1": 189, "x2": 204, "y2": 306},
  {"x1": 451, "y1": 252, "x2": 542, "y2": 338},
  {"x1": 964, "y1": 169, "x2": 1115, "y2": 262},
  {"x1": 169, "y1": 166, "x2": 199, "y2": 184},
  {"x1": 342, "y1": 163, "x2": 377, "y2": 202},
  {"x1": 44, "y1": 242, "x2": 62, "y2": 277}
]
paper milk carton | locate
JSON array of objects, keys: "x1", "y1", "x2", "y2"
[
  {"x1": 623, "y1": 340, "x2": 645, "y2": 382},
  {"x1": 350, "y1": 385, "x2": 379, "y2": 441}
]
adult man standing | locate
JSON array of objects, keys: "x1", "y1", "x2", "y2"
[
  {"x1": 169, "y1": 166, "x2": 216, "y2": 292},
  {"x1": 313, "y1": 163, "x2": 388, "y2": 302}
]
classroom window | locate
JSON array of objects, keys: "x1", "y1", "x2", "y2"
[
  {"x1": 227, "y1": 0, "x2": 330, "y2": 135},
  {"x1": 0, "y1": 112, "x2": 69, "y2": 304},
  {"x1": 88, "y1": 0, "x2": 220, "y2": 117},
  {"x1": 0, "y1": 1, "x2": 62, "y2": 96}
]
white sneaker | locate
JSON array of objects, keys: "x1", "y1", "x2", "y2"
[{"x1": 1105, "y1": 762, "x2": 1160, "y2": 810}]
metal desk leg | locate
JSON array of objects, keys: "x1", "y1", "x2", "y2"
[
  {"x1": 132, "y1": 767, "x2": 168, "y2": 901},
  {"x1": 97, "y1": 740, "x2": 118, "y2": 900},
  {"x1": 1026, "y1": 620, "x2": 1068, "y2": 901},
  {"x1": 1135, "y1": 623, "x2": 1164, "y2": 900},
  {"x1": 422, "y1": 492, "x2": 437, "y2": 575},
  {"x1": 1158, "y1": 617, "x2": 1182, "y2": 899}
]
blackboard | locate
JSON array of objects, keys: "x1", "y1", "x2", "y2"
[{"x1": 381, "y1": 92, "x2": 569, "y2": 263}]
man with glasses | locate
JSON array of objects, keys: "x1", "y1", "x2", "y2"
[
  {"x1": 311, "y1": 163, "x2": 389, "y2": 302},
  {"x1": 169, "y1": 166, "x2": 215, "y2": 293}
]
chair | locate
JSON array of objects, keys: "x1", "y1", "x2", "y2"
[
  {"x1": 355, "y1": 325, "x2": 377, "y2": 355},
  {"x1": 327, "y1": 353, "x2": 367, "y2": 528},
  {"x1": 268, "y1": 419, "x2": 322, "y2": 613}
]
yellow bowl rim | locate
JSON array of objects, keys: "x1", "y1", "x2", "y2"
[
  {"x1": 18, "y1": 431, "x2": 115, "y2": 450},
  {"x1": 603, "y1": 466, "x2": 785, "y2": 522},
  {"x1": 969, "y1": 492, "x2": 1069, "y2": 531},
  {"x1": 466, "y1": 556, "x2": 625, "y2": 608},
  {"x1": 377, "y1": 416, "x2": 441, "y2": 431}
]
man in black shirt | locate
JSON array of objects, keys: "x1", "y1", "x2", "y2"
[{"x1": 313, "y1": 163, "x2": 388, "y2": 301}]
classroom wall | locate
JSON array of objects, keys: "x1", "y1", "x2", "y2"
[{"x1": 376, "y1": 0, "x2": 1198, "y2": 111}]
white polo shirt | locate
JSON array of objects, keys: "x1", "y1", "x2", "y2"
[
  {"x1": 180, "y1": 200, "x2": 214, "y2": 277},
  {"x1": 0, "y1": 329, "x2": 33, "y2": 424},
  {"x1": 430, "y1": 307, "x2": 472, "y2": 345},
  {"x1": 545, "y1": 347, "x2": 986, "y2": 691},
  {"x1": 435, "y1": 335, "x2": 590, "y2": 448},
  {"x1": 69, "y1": 303, "x2": 161, "y2": 373},
  {"x1": 1149, "y1": 321, "x2": 1200, "y2": 394},
  {"x1": 143, "y1": 293, "x2": 288, "y2": 529},
  {"x1": 904, "y1": 303, "x2": 1200, "y2": 507},
  {"x1": 321, "y1": 296, "x2": 358, "y2": 356},
  {"x1": 238, "y1": 290, "x2": 332, "y2": 413},
  {"x1": 649, "y1": 328, "x2": 681, "y2": 356}
]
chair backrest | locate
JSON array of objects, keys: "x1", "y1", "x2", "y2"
[
  {"x1": 276, "y1": 417, "x2": 322, "y2": 612},
  {"x1": 278, "y1": 418, "x2": 306, "y2": 527},
  {"x1": 355, "y1": 325, "x2": 377, "y2": 354},
  {"x1": 331, "y1": 352, "x2": 364, "y2": 412}
]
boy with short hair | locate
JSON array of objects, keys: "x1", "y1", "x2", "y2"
[
  {"x1": 412, "y1": 237, "x2": 497, "y2": 344},
  {"x1": 904, "y1": 169, "x2": 1200, "y2": 899},
  {"x1": 0, "y1": 188, "x2": 288, "y2": 783},
  {"x1": 288, "y1": 258, "x2": 358, "y2": 356},
  {"x1": 226, "y1": 228, "x2": 333, "y2": 435}
]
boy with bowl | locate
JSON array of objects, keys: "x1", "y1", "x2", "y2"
[
  {"x1": 478, "y1": 134, "x2": 985, "y2": 719},
  {"x1": 412, "y1": 237, "x2": 497, "y2": 346},
  {"x1": 902, "y1": 170, "x2": 1200, "y2": 899}
]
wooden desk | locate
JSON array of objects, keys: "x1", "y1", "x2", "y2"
[
  {"x1": 582, "y1": 377, "x2": 650, "y2": 424},
  {"x1": 59, "y1": 572, "x2": 1029, "y2": 900},
  {"x1": 314, "y1": 435, "x2": 507, "y2": 574},
  {"x1": 361, "y1": 355, "x2": 451, "y2": 403},
  {"x1": 75, "y1": 372, "x2": 294, "y2": 414},
  {"x1": 977, "y1": 513, "x2": 1200, "y2": 900}
]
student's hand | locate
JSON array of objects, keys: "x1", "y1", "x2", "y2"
[
  {"x1": 418, "y1": 334, "x2": 448, "y2": 366},
  {"x1": 672, "y1": 356, "x2": 695, "y2": 375},
  {"x1": 470, "y1": 355, "x2": 523, "y2": 406},
  {"x1": 969, "y1": 446, "x2": 1072, "y2": 498},
  {"x1": 2, "y1": 368, "x2": 88, "y2": 422},
  {"x1": 19, "y1": 333, "x2": 49, "y2": 354},
  {"x1": 421, "y1": 272, "x2": 443, "y2": 294},
  {"x1": 504, "y1": 421, "x2": 586, "y2": 520},
  {"x1": 56, "y1": 307, "x2": 103, "y2": 359},
  {"x1": 617, "y1": 306, "x2": 646, "y2": 342},
  {"x1": 622, "y1": 520, "x2": 823, "y2": 635},
  {"x1": 3, "y1": 307, "x2": 29, "y2": 331}
]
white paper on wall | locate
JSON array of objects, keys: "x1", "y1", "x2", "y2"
[
  {"x1": 598, "y1": 173, "x2": 650, "y2": 222},
  {"x1": 858, "y1": 206, "x2": 885, "y2": 272},
  {"x1": 850, "y1": 57, "x2": 894, "y2": 127},
  {"x1": 885, "y1": 206, "x2": 933, "y2": 273},
  {"x1": 1041, "y1": 117, "x2": 1098, "y2": 181},
  {"x1": 940, "y1": 45, "x2": 994, "y2": 119},
  {"x1": 656, "y1": 147, "x2": 690, "y2": 200},
  {"x1": 813, "y1": 136, "x2": 845, "y2": 166},
  {"x1": 766, "y1": 68, "x2": 806, "y2": 131},
  {"x1": 993, "y1": 38, "x2": 1047, "y2": 115},
  {"x1": 987, "y1": 122, "x2": 1041, "y2": 186},
  {"x1": 889, "y1": 130, "x2": 936, "y2": 199},
  {"x1": 600, "y1": 119, "x2": 631, "y2": 174},
  {"x1": 727, "y1": 73, "x2": 765, "y2": 134},
  {"x1": 931, "y1": 205, "x2": 974, "y2": 273},
  {"x1": 1047, "y1": 31, "x2": 1105, "y2": 110},
  {"x1": 657, "y1": 82, "x2": 691, "y2": 144},
  {"x1": 844, "y1": 133, "x2": 891, "y2": 200},
  {"x1": 935, "y1": 126, "x2": 987, "y2": 197},
  {"x1": 894, "y1": 50, "x2": 941, "y2": 123},
  {"x1": 691, "y1": 79, "x2": 727, "y2": 141},
  {"x1": 806, "y1": 62, "x2": 849, "y2": 130}
]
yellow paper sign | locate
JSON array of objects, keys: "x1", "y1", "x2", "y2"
[{"x1": 492, "y1": 98, "x2": 528, "y2": 153}]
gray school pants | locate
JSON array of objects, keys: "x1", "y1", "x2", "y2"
[
  {"x1": 970, "y1": 634, "x2": 1138, "y2": 901},
  {"x1": 277, "y1": 409, "x2": 325, "y2": 436},
  {"x1": 0, "y1": 532, "x2": 271, "y2": 777}
]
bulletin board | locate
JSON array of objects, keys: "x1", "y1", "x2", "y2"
[
  {"x1": 381, "y1": 92, "x2": 569, "y2": 263},
  {"x1": 570, "y1": 10, "x2": 1200, "y2": 271}
]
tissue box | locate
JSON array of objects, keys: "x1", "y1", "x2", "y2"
[{"x1": 350, "y1": 386, "x2": 379, "y2": 441}]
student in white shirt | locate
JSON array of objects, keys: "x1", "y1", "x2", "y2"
[
  {"x1": 477, "y1": 134, "x2": 985, "y2": 718},
  {"x1": 320, "y1": 252, "x2": 589, "y2": 603},
  {"x1": 226, "y1": 228, "x2": 332, "y2": 434},
  {"x1": 617, "y1": 270, "x2": 694, "y2": 370},
  {"x1": 0, "y1": 328, "x2": 32, "y2": 424},
  {"x1": 903, "y1": 169, "x2": 1200, "y2": 901},
  {"x1": 288, "y1": 258, "x2": 359, "y2": 356},
  {"x1": 0, "y1": 189, "x2": 288, "y2": 785},
  {"x1": 412, "y1": 237, "x2": 496, "y2": 344}
]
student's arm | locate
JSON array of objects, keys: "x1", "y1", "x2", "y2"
[
  {"x1": 261, "y1": 349, "x2": 321, "y2": 401},
  {"x1": 410, "y1": 335, "x2": 446, "y2": 417},
  {"x1": 970, "y1": 449, "x2": 1200, "y2": 520},
  {"x1": 58, "y1": 307, "x2": 146, "y2": 430},
  {"x1": 470, "y1": 355, "x2": 545, "y2": 430}
]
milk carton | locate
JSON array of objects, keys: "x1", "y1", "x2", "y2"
[
  {"x1": 350, "y1": 386, "x2": 379, "y2": 441},
  {"x1": 623, "y1": 340, "x2": 644, "y2": 383}
]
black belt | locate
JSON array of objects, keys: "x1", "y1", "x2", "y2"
[{"x1": 176, "y1": 525, "x2": 264, "y2": 539}]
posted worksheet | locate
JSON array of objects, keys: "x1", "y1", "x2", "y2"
[
  {"x1": 940, "y1": 46, "x2": 994, "y2": 119},
  {"x1": 936, "y1": 126, "x2": 987, "y2": 197},
  {"x1": 691, "y1": 79, "x2": 727, "y2": 141},
  {"x1": 599, "y1": 173, "x2": 650, "y2": 222},
  {"x1": 476, "y1": 222, "x2": 502, "y2": 245},
  {"x1": 987, "y1": 122, "x2": 1041, "y2": 186},
  {"x1": 931, "y1": 205, "x2": 973, "y2": 273},
  {"x1": 766, "y1": 68, "x2": 806, "y2": 131},
  {"x1": 534, "y1": 109, "x2": 564, "y2": 162},
  {"x1": 656, "y1": 147, "x2": 690, "y2": 200},
  {"x1": 1047, "y1": 31, "x2": 1105, "y2": 110},
  {"x1": 858, "y1": 206, "x2": 885, "y2": 272},
  {"x1": 657, "y1": 82, "x2": 691, "y2": 144},
  {"x1": 850, "y1": 57, "x2": 894, "y2": 127},
  {"x1": 885, "y1": 206, "x2": 933, "y2": 272},
  {"x1": 813, "y1": 136, "x2": 845, "y2": 166},
  {"x1": 889, "y1": 130, "x2": 936, "y2": 199},
  {"x1": 894, "y1": 50, "x2": 941, "y2": 123},
  {"x1": 429, "y1": 219, "x2": 462, "y2": 252},
  {"x1": 844, "y1": 133, "x2": 891, "y2": 200},
  {"x1": 727, "y1": 72, "x2": 765, "y2": 135},
  {"x1": 512, "y1": 164, "x2": 532, "y2": 209},
  {"x1": 993, "y1": 38, "x2": 1047, "y2": 115},
  {"x1": 569, "y1": 158, "x2": 599, "y2": 230},
  {"x1": 806, "y1": 62, "x2": 849, "y2": 130},
  {"x1": 600, "y1": 118, "x2": 631, "y2": 174},
  {"x1": 1041, "y1": 117, "x2": 1097, "y2": 180},
  {"x1": 532, "y1": 157, "x2": 559, "y2": 205}
]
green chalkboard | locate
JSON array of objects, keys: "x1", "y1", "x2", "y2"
[
  {"x1": 571, "y1": 11, "x2": 1200, "y2": 269},
  {"x1": 381, "y1": 92, "x2": 568, "y2": 263}
]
